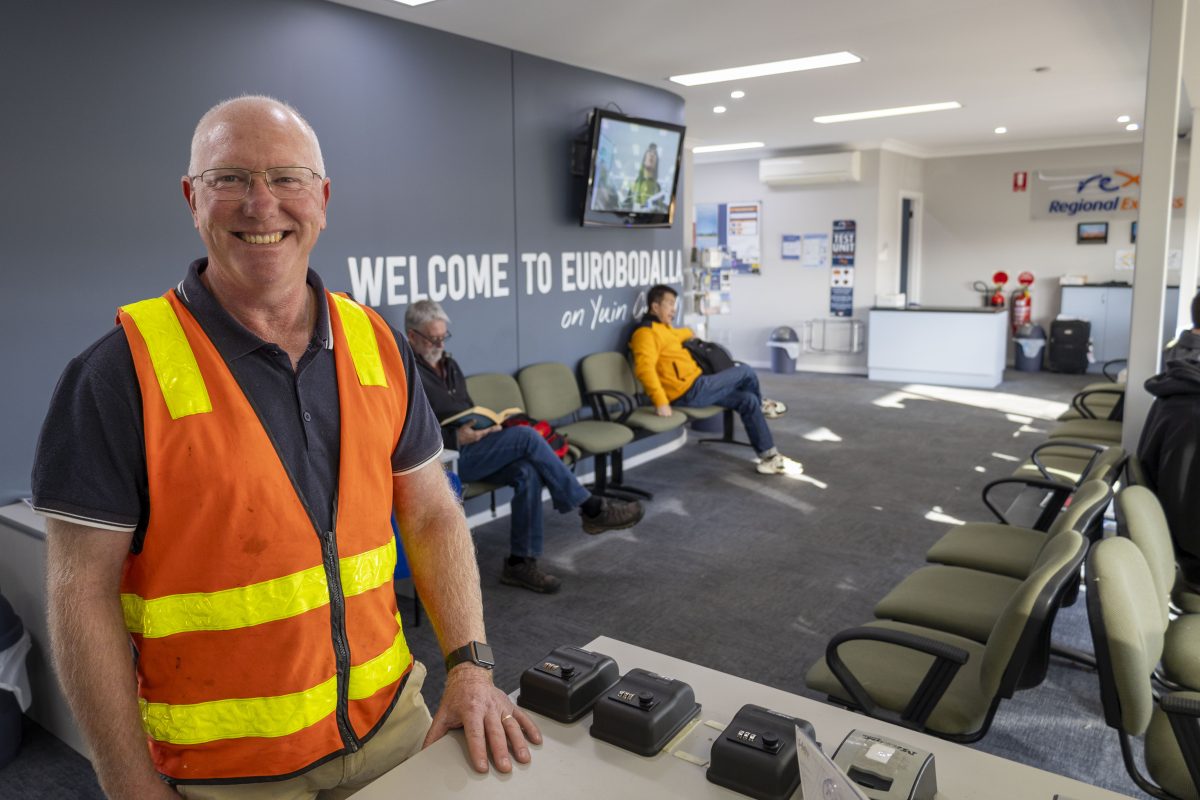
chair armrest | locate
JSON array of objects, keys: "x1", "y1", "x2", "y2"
[
  {"x1": 1071, "y1": 387, "x2": 1125, "y2": 420},
  {"x1": 1162, "y1": 693, "x2": 1200, "y2": 796},
  {"x1": 981, "y1": 476, "x2": 1074, "y2": 527},
  {"x1": 1029, "y1": 439, "x2": 1106, "y2": 484},
  {"x1": 826, "y1": 626, "x2": 969, "y2": 730},
  {"x1": 1102, "y1": 359, "x2": 1127, "y2": 382},
  {"x1": 584, "y1": 389, "x2": 635, "y2": 424}
]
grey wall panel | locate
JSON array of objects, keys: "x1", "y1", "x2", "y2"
[
  {"x1": 511, "y1": 53, "x2": 686, "y2": 370},
  {"x1": 0, "y1": 0, "x2": 682, "y2": 501}
]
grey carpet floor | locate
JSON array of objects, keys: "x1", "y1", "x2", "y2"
[{"x1": 2, "y1": 368, "x2": 1146, "y2": 798}]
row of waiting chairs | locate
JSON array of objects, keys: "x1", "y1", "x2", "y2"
[
  {"x1": 804, "y1": 372, "x2": 1200, "y2": 798},
  {"x1": 454, "y1": 352, "x2": 744, "y2": 508}
]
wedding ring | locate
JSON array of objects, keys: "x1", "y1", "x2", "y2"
[{"x1": 502, "y1": 713, "x2": 515, "y2": 721}]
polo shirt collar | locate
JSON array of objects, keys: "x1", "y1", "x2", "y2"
[{"x1": 174, "y1": 258, "x2": 334, "y2": 361}]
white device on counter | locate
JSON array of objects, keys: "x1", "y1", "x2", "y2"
[{"x1": 831, "y1": 729, "x2": 937, "y2": 800}]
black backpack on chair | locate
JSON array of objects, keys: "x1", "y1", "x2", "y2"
[{"x1": 683, "y1": 338, "x2": 736, "y2": 375}]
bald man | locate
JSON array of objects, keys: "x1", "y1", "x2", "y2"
[{"x1": 32, "y1": 96, "x2": 538, "y2": 799}]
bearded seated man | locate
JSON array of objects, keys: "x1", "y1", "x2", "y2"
[{"x1": 405, "y1": 300, "x2": 644, "y2": 593}]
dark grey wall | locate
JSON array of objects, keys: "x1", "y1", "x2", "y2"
[{"x1": 1, "y1": 0, "x2": 684, "y2": 501}]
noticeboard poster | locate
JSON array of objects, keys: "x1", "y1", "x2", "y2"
[
  {"x1": 694, "y1": 201, "x2": 762, "y2": 274},
  {"x1": 830, "y1": 220, "x2": 856, "y2": 317}
]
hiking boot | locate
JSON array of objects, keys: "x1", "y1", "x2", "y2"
[
  {"x1": 762, "y1": 397, "x2": 787, "y2": 419},
  {"x1": 501, "y1": 558, "x2": 562, "y2": 594},
  {"x1": 581, "y1": 497, "x2": 645, "y2": 534},
  {"x1": 756, "y1": 453, "x2": 803, "y2": 476}
]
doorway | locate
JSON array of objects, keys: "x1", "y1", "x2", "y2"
[{"x1": 898, "y1": 191, "x2": 922, "y2": 302}]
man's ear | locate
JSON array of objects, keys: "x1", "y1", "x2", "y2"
[{"x1": 181, "y1": 176, "x2": 199, "y2": 228}]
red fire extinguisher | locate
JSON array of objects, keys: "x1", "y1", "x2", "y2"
[
  {"x1": 989, "y1": 270, "x2": 1009, "y2": 308},
  {"x1": 1010, "y1": 271, "x2": 1034, "y2": 333}
]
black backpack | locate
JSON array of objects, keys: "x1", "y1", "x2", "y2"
[{"x1": 683, "y1": 338, "x2": 736, "y2": 375}]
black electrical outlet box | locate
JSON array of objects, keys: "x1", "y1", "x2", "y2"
[
  {"x1": 589, "y1": 668, "x2": 700, "y2": 756},
  {"x1": 516, "y1": 646, "x2": 620, "y2": 723},
  {"x1": 706, "y1": 704, "x2": 816, "y2": 800}
]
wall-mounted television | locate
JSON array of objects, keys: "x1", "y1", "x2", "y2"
[{"x1": 581, "y1": 108, "x2": 685, "y2": 228}]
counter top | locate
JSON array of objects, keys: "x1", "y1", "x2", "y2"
[{"x1": 870, "y1": 306, "x2": 1005, "y2": 314}]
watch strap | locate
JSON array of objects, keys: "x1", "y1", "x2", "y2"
[{"x1": 445, "y1": 641, "x2": 494, "y2": 672}]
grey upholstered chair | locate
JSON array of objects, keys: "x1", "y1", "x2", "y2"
[
  {"x1": 1116, "y1": 487, "x2": 1200, "y2": 688},
  {"x1": 578, "y1": 351, "x2": 686, "y2": 499},
  {"x1": 1010, "y1": 440, "x2": 1125, "y2": 487},
  {"x1": 1087, "y1": 537, "x2": 1200, "y2": 800},
  {"x1": 517, "y1": 362, "x2": 634, "y2": 498},
  {"x1": 924, "y1": 478, "x2": 1111, "y2": 578},
  {"x1": 805, "y1": 530, "x2": 1087, "y2": 742}
]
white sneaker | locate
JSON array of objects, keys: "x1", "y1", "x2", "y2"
[
  {"x1": 756, "y1": 453, "x2": 803, "y2": 475},
  {"x1": 762, "y1": 398, "x2": 787, "y2": 419}
]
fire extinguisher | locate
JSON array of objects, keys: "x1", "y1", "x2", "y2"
[
  {"x1": 1010, "y1": 271, "x2": 1034, "y2": 334},
  {"x1": 989, "y1": 270, "x2": 1008, "y2": 308}
]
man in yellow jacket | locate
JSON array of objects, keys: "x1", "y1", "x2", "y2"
[{"x1": 630, "y1": 284, "x2": 800, "y2": 475}]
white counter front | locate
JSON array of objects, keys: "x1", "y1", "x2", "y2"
[{"x1": 868, "y1": 307, "x2": 1007, "y2": 388}]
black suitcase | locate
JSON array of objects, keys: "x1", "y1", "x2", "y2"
[{"x1": 1047, "y1": 319, "x2": 1091, "y2": 373}]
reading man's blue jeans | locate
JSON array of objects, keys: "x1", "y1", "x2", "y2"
[
  {"x1": 457, "y1": 425, "x2": 590, "y2": 558},
  {"x1": 676, "y1": 364, "x2": 774, "y2": 456}
]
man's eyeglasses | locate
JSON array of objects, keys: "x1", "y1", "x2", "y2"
[
  {"x1": 410, "y1": 328, "x2": 451, "y2": 347},
  {"x1": 191, "y1": 167, "x2": 323, "y2": 199}
]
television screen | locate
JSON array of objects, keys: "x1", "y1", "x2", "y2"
[{"x1": 582, "y1": 109, "x2": 685, "y2": 228}]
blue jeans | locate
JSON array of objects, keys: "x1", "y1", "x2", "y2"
[
  {"x1": 457, "y1": 426, "x2": 590, "y2": 558},
  {"x1": 677, "y1": 364, "x2": 775, "y2": 456}
]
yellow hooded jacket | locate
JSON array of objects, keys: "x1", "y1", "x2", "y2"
[{"x1": 630, "y1": 315, "x2": 703, "y2": 408}]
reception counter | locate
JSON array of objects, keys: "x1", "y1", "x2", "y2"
[
  {"x1": 867, "y1": 306, "x2": 1007, "y2": 388},
  {"x1": 355, "y1": 636, "x2": 1132, "y2": 799}
]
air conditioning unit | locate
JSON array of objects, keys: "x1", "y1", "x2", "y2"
[{"x1": 758, "y1": 151, "x2": 862, "y2": 186}]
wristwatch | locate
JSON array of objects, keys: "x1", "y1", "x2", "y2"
[{"x1": 445, "y1": 641, "x2": 495, "y2": 672}]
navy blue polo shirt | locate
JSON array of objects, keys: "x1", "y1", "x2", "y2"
[{"x1": 31, "y1": 259, "x2": 442, "y2": 539}]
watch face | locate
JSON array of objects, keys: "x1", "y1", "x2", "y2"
[{"x1": 473, "y1": 642, "x2": 496, "y2": 668}]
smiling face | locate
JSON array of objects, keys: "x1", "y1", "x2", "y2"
[{"x1": 182, "y1": 101, "x2": 329, "y2": 294}]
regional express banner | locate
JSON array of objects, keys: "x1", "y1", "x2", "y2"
[{"x1": 1029, "y1": 165, "x2": 1186, "y2": 220}]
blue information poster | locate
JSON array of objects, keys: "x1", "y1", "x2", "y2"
[{"x1": 830, "y1": 220, "x2": 856, "y2": 317}]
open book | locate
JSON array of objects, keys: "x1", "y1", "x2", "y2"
[{"x1": 440, "y1": 406, "x2": 522, "y2": 430}]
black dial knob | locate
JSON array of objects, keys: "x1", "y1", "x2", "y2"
[{"x1": 638, "y1": 692, "x2": 654, "y2": 708}]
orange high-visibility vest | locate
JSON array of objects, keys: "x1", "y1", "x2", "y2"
[{"x1": 115, "y1": 289, "x2": 412, "y2": 782}]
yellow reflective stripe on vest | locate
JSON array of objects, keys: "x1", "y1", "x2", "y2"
[
  {"x1": 331, "y1": 294, "x2": 387, "y2": 387},
  {"x1": 120, "y1": 297, "x2": 212, "y2": 419},
  {"x1": 123, "y1": 538, "x2": 397, "y2": 638},
  {"x1": 349, "y1": 619, "x2": 408, "y2": 700},
  {"x1": 141, "y1": 675, "x2": 337, "y2": 745},
  {"x1": 139, "y1": 628, "x2": 408, "y2": 745}
]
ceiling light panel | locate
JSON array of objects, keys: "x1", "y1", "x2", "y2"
[
  {"x1": 693, "y1": 142, "x2": 765, "y2": 154},
  {"x1": 814, "y1": 101, "x2": 962, "y2": 124},
  {"x1": 670, "y1": 52, "x2": 860, "y2": 87},
  {"x1": 390, "y1": 0, "x2": 439, "y2": 5}
]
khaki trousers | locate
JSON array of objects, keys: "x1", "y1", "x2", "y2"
[{"x1": 177, "y1": 660, "x2": 433, "y2": 800}]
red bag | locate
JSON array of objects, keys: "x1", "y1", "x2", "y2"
[{"x1": 501, "y1": 413, "x2": 570, "y2": 459}]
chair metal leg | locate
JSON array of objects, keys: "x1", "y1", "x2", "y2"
[
  {"x1": 609, "y1": 449, "x2": 653, "y2": 500},
  {"x1": 695, "y1": 409, "x2": 754, "y2": 448}
]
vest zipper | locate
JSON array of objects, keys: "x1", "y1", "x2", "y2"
[
  {"x1": 217, "y1": 360, "x2": 362, "y2": 755},
  {"x1": 324, "y1": 498, "x2": 359, "y2": 753}
]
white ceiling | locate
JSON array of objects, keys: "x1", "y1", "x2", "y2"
[{"x1": 326, "y1": 0, "x2": 1157, "y2": 162}]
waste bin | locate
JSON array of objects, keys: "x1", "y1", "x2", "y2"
[
  {"x1": 0, "y1": 593, "x2": 30, "y2": 770},
  {"x1": 1014, "y1": 323, "x2": 1046, "y2": 372},
  {"x1": 767, "y1": 326, "x2": 800, "y2": 374}
]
